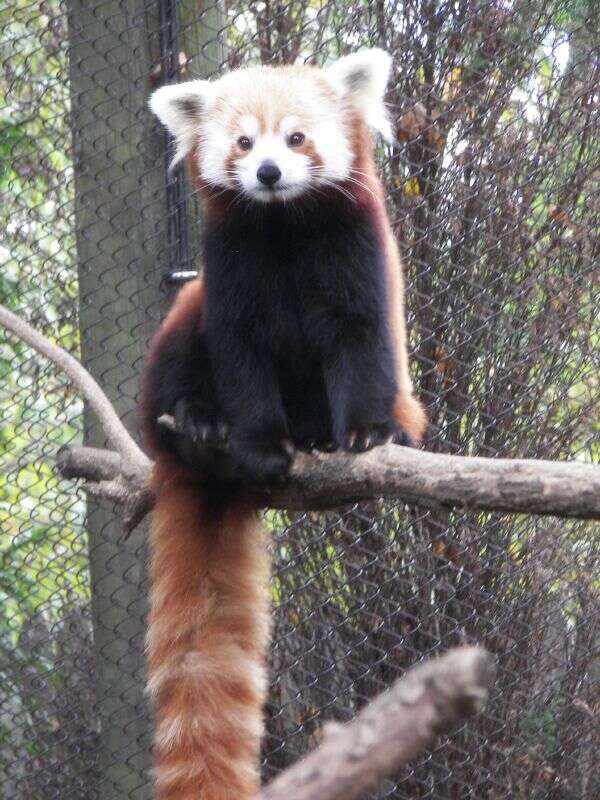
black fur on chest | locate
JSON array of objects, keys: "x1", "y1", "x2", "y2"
[
  {"x1": 203, "y1": 201, "x2": 388, "y2": 356},
  {"x1": 201, "y1": 198, "x2": 393, "y2": 442}
]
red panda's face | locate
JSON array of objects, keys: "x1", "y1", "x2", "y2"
[
  {"x1": 230, "y1": 119, "x2": 316, "y2": 202},
  {"x1": 199, "y1": 73, "x2": 355, "y2": 203},
  {"x1": 150, "y1": 50, "x2": 394, "y2": 204}
]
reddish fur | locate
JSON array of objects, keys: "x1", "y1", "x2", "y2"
[
  {"x1": 336, "y1": 115, "x2": 427, "y2": 443},
  {"x1": 144, "y1": 90, "x2": 425, "y2": 800},
  {"x1": 147, "y1": 454, "x2": 270, "y2": 800},
  {"x1": 140, "y1": 279, "x2": 205, "y2": 455},
  {"x1": 295, "y1": 138, "x2": 323, "y2": 170},
  {"x1": 144, "y1": 285, "x2": 271, "y2": 800}
]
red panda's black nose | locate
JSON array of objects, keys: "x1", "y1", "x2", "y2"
[{"x1": 257, "y1": 160, "x2": 282, "y2": 187}]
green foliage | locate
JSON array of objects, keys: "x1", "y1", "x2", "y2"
[
  {"x1": 0, "y1": 0, "x2": 86, "y2": 629},
  {"x1": 519, "y1": 705, "x2": 560, "y2": 754}
]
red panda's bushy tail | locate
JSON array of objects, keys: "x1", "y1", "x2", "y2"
[{"x1": 147, "y1": 455, "x2": 270, "y2": 800}]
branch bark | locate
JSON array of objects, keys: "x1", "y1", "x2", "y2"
[
  {"x1": 4, "y1": 303, "x2": 600, "y2": 530},
  {"x1": 260, "y1": 646, "x2": 495, "y2": 800},
  {"x1": 56, "y1": 446, "x2": 152, "y2": 537},
  {"x1": 56, "y1": 432, "x2": 600, "y2": 535}
]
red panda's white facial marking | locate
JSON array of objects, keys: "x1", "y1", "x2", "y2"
[
  {"x1": 198, "y1": 87, "x2": 359, "y2": 203},
  {"x1": 220, "y1": 112, "x2": 325, "y2": 203},
  {"x1": 149, "y1": 49, "x2": 394, "y2": 202}
]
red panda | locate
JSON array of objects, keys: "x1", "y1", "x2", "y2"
[{"x1": 141, "y1": 49, "x2": 426, "y2": 800}]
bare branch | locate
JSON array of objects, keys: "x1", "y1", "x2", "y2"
[
  {"x1": 155, "y1": 414, "x2": 600, "y2": 517},
  {"x1": 4, "y1": 306, "x2": 600, "y2": 525},
  {"x1": 56, "y1": 446, "x2": 152, "y2": 537},
  {"x1": 260, "y1": 646, "x2": 495, "y2": 800},
  {"x1": 83, "y1": 481, "x2": 154, "y2": 537},
  {"x1": 56, "y1": 445, "x2": 128, "y2": 483},
  {"x1": 281, "y1": 443, "x2": 600, "y2": 518},
  {"x1": 56, "y1": 434, "x2": 600, "y2": 526},
  {"x1": 0, "y1": 303, "x2": 150, "y2": 474}
]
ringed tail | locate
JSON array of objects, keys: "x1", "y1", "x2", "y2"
[{"x1": 147, "y1": 456, "x2": 271, "y2": 799}]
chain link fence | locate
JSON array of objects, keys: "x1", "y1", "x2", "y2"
[{"x1": 1, "y1": 0, "x2": 599, "y2": 798}]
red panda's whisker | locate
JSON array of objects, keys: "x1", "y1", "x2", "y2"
[
  {"x1": 307, "y1": 172, "x2": 358, "y2": 204},
  {"x1": 307, "y1": 165, "x2": 375, "y2": 202},
  {"x1": 349, "y1": 167, "x2": 374, "y2": 178},
  {"x1": 341, "y1": 177, "x2": 377, "y2": 200},
  {"x1": 317, "y1": 167, "x2": 377, "y2": 200}
]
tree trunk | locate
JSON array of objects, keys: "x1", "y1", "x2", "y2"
[{"x1": 67, "y1": 1, "x2": 218, "y2": 795}]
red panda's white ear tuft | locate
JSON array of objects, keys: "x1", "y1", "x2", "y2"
[
  {"x1": 149, "y1": 80, "x2": 214, "y2": 171},
  {"x1": 325, "y1": 49, "x2": 395, "y2": 143}
]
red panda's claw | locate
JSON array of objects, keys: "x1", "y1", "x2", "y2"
[
  {"x1": 345, "y1": 431, "x2": 358, "y2": 450},
  {"x1": 281, "y1": 438, "x2": 296, "y2": 458},
  {"x1": 348, "y1": 430, "x2": 372, "y2": 452},
  {"x1": 173, "y1": 397, "x2": 229, "y2": 451},
  {"x1": 294, "y1": 438, "x2": 338, "y2": 454},
  {"x1": 193, "y1": 424, "x2": 210, "y2": 443},
  {"x1": 346, "y1": 422, "x2": 410, "y2": 453}
]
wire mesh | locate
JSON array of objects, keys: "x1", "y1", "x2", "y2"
[{"x1": 1, "y1": 1, "x2": 598, "y2": 798}]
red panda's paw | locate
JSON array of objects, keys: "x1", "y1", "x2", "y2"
[
  {"x1": 295, "y1": 438, "x2": 338, "y2": 454},
  {"x1": 344, "y1": 421, "x2": 415, "y2": 453},
  {"x1": 392, "y1": 427, "x2": 418, "y2": 448},
  {"x1": 230, "y1": 434, "x2": 295, "y2": 483},
  {"x1": 173, "y1": 397, "x2": 229, "y2": 450}
]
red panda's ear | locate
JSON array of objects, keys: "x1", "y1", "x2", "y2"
[
  {"x1": 149, "y1": 80, "x2": 214, "y2": 171},
  {"x1": 324, "y1": 49, "x2": 395, "y2": 143}
]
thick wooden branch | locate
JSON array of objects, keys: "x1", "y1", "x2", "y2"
[
  {"x1": 56, "y1": 434, "x2": 600, "y2": 534},
  {"x1": 281, "y1": 443, "x2": 600, "y2": 518},
  {"x1": 260, "y1": 646, "x2": 495, "y2": 800},
  {"x1": 4, "y1": 304, "x2": 600, "y2": 527}
]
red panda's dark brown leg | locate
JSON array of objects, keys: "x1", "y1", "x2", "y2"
[{"x1": 140, "y1": 278, "x2": 229, "y2": 466}]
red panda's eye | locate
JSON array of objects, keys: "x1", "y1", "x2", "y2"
[
  {"x1": 288, "y1": 132, "x2": 305, "y2": 147},
  {"x1": 237, "y1": 136, "x2": 253, "y2": 151}
]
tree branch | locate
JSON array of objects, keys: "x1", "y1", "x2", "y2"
[
  {"x1": 260, "y1": 646, "x2": 495, "y2": 800},
  {"x1": 56, "y1": 446, "x2": 152, "y2": 537},
  {"x1": 0, "y1": 303, "x2": 150, "y2": 474},
  {"x1": 56, "y1": 431, "x2": 600, "y2": 535},
  {"x1": 280, "y1": 441, "x2": 600, "y2": 518},
  {"x1": 4, "y1": 305, "x2": 600, "y2": 531}
]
